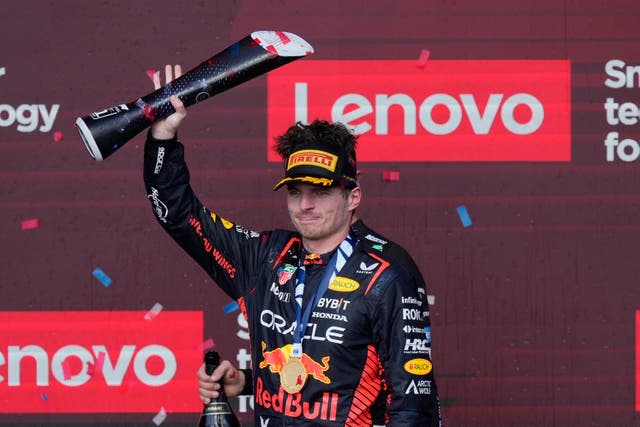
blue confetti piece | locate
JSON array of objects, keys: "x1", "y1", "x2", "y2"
[
  {"x1": 40, "y1": 392, "x2": 48, "y2": 401},
  {"x1": 223, "y1": 301, "x2": 239, "y2": 314},
  {"x1": 456, "y1": 205, "x2": 472, "y2": 228},
  {"x1": 92, "y1": 267, "x2": 112, "y2": 288},
  {"x1": 424, "y1": 326, "x2": 432, "y2": 343},
  {"x1": 231, "y1": 42, "x2": 240, "y2": 57}
]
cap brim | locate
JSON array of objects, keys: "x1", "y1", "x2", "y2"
[{"x1": 273, "y1": 176, "x2": 335, "y2": 191}]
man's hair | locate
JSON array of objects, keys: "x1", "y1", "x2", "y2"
[{"x1": 274, "y1": 119, "x2": 358, "y2": 159}]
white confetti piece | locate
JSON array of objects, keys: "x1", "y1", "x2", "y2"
[
  {"x1": 152, "y1": 407, "x2": 167, "y2": 425},
  {"x1": 144, "y1": 302, "x2": 164, "y2": 321}
]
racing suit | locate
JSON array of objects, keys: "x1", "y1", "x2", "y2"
[{"x1": 143, "y1": 134, "x2": 442, "y2": 426}]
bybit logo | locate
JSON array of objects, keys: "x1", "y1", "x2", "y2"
[{"x1": 0, "y1": 67, "x2": 60, "y2": 132}]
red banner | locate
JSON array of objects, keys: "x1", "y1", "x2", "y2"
[
  {"x1": 0, "y1": 311, "x2": 202, "y2": 413},
  {"x1": 267, "y1": 60, "x2": 571, "y2": 162}
]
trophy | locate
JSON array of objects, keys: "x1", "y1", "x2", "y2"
[{"x1": 76, "y1": 31, "x2": 313, "y2": 161}]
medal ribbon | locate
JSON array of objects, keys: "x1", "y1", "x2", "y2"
[{"x1": 290, "y1": 234, "x2": 355, "y2": 358}]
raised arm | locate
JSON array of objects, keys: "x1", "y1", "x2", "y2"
[{"x1": 150, "y1": 65, "x2": 187, "y2": 140}]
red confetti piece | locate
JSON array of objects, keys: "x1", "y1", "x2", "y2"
[
  {"x1": 96, "y1": 352, "x2": 106, "y2": 370},
  {"x1": 21, "y1": 218, "x2": 40, "y2": 230},
  {"x1": 142, "y1": 104, "x2": 155, "y2": 121},
  {"x1": 88, "y1": 352, "x2": 106, "y2": 376},
  {"x1": 228, "y1": 370, "x2": 237, "y2": 379},
  {"x1": 417, "y1": 49, "x2": 430, "y2": 68},
  {"x1": 198, "y1": 338, "x2": 215, "y2": 351},
  {"x1": 146, "y1": 69, "x2": 158, "y2": 81},
  {"x1": 53, "y1": 131, "x2": 63, "y2": 142},
  {"x1": 382, "y1": 171, "x2": 400, "y2": 182},
  {"x1": 62, "y1": 358, "x2": 73, "y2": 380}
]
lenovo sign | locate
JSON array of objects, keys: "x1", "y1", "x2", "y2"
[
  {"x1": 267, "y1": 60, "x2": 571, "y2": 162},
  {"x1": 0, "y1": 311, "x2": 202, "y2": 413}
]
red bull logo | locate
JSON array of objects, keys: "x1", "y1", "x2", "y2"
[
  {"x1": 255, "y1": 377, "x2": 339, "y2": 421},
  {"x1": 303, "y1": 253, "x2": 323, "y2": 265},
  {"x1": 259, "y1": 341, "x2": 331, "y2": 385}
]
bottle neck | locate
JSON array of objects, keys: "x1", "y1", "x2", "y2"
[
  {"x1": 209, "y1": 390, "x2": 229, "y2": 403},
  {"x1": 204, "y1": 365, "x2": 228, "y2": 404}
]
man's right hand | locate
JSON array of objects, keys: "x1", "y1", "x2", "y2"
[
  {"x1": 197, "y1": 360, "x2": 246, "y2": 403},
  {"x1": 150, "y1": 64, "x2": 187, "y2": 140}
]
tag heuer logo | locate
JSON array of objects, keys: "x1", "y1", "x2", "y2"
[{"x1": 278, "y1": 264, "x2": 297, "y2": 285}]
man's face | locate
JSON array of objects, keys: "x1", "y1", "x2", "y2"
[{"x1": 286, "y1": 183, "x2": 361, "y2": 248}]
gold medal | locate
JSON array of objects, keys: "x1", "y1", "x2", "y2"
[{"x1": 280, "y1": 357, "x2": 307, "y2": 394}]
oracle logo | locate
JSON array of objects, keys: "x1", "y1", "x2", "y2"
[
  {"x1": 267, "y1": 60, "x2": 571, "y2": 162},
  {"x1": 0, "y1": 311, "x2": 202, "y2": 413},
  {"x1": 0, "y1": 344, "x2": 175, "y2": 387}
]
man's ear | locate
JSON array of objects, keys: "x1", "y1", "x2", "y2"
[{"x1": 348, "y1": 187, "x2": 362, "y2": 212}]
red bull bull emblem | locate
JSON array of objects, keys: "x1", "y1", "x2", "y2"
[
  {"x1": 258, "y1": 341, "x2": 331, "y2": 392},
  {"x1": 304, "y1": 253, "x2": 323, "y2": 265}
]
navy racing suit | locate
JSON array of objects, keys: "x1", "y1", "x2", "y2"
[{"x1": 143, "y1": 134, "x2": 441, "y2": 426}]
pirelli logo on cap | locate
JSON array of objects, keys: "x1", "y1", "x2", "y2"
[{"x1": 287, "y1": 150, "x2": 338, "y2": 172}]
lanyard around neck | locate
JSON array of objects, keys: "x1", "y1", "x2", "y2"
[{"x1": 290, "y1": 234, "x2": 354, "y2": 358}]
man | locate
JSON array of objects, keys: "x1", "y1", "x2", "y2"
[{"x1": 144, "y1": 65, "x2": 441, "y2": 426}]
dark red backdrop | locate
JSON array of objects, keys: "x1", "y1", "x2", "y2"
[{"x1": 1, "y1": 1, "x2": 639, "y2": 425}]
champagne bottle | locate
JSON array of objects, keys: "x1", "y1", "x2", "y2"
[{"x1": 198, "y1": 351, "x2": 241, "y2": 427}]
